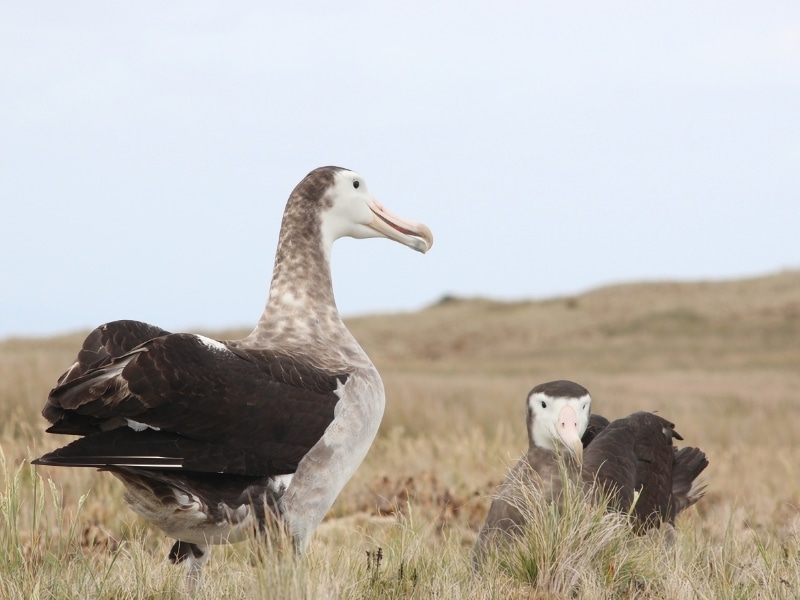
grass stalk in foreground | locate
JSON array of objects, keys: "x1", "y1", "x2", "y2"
[{"x1": 480, "y1": 459, "x2": 661, "y2": 598}]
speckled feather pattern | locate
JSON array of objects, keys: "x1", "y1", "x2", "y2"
[{"x1": 242, "y1": 166, "x2": 369, "y2": 371}]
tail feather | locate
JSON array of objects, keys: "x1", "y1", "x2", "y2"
[
  {"x1": 32, "y1": 428, "x2": 185, "y2": 469},
  {"x1": 671, "y1": 446, "x2": 708, "y2": 514}
]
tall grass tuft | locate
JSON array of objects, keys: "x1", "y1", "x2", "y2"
[
  {"x1": 0, "y1": 448, "x2": 119, "y2": 599},
  {"x1": 484, "y1": 459, "x2": 663, "y2": 598}
]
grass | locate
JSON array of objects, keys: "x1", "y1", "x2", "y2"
[
  {"x1": 487, "y1": 465, "x2": 661, "y2": 597},
  {"x1": 2, "y1": 270, "x2": 800, "y2": 598}
]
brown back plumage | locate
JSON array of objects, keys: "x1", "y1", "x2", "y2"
[{"x1": 582, "y1": 411, "x2": 708, "y2": 530}]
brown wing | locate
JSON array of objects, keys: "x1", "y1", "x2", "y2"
[
  {"x1": 582, "y1": 413, "x2": 610, "y2": 448},
  {"x1": 581, "y1": 418, "x2": 638, "y2": 513},
  {"x1": 582, "y1": 411, "x2": 679, "y2": 530},
  {"x1": 56, "y1": 320, "x2": 171, "y2": 386},
  {"x1": 36, "y1": 323, "x2": 348, "y2": 476}
]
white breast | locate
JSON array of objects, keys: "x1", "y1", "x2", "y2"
[{"x1": 280, "y1": 367, "x2": 385, "y2": 552}]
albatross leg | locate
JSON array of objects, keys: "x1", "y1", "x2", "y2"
[{"x1": 168, "y1": 540, "x2": 210, "y2": 595}]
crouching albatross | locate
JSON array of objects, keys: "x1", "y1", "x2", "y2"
[
  {"x1": 473, "y1": 380, "x2": 707, "y2": 566},
  {"x1": 33, "y1": 166, "x2": 433, "y2": 588}
]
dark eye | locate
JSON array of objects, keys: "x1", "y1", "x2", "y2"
[
  {"x1": 541, "y1": 401, "x2": 547, "y2": 409},
  {"x1": 353, "y1": 180, "x2": 360, "y2": 189}
]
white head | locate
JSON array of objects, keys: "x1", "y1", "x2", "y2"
[
  {"x1": 319, "y1": 168, "x2": 433, "y2": 254},
  {"x1": 526, "y1": 380, "x2": 592, "y2": 463}
]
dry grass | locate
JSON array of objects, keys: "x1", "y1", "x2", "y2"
[{"x1": 2, "y1": 270, "x2": 800, "y2": 598}]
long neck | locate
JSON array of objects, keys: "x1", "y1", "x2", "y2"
[{"x1": 241, "y1": 197, "x2": 367, "y2": 369}]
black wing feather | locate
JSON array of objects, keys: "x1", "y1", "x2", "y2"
[
  {"x1": 581, "y1": 413, "x2": 610, "y2": 448},
  {"x1": 37, "y1": 323, "x2": 349, "y2": 476},
  {"x1": 58, "y1": 320, "x2": 171, "y2": 385},
  {"x1": 582, "y1": 411, "x2": 679, "y2": 529}
]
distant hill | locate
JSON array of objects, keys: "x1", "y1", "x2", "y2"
[
  {"x1": 344, "y1": 269, "x2": 800, "y2": 374},
  {"x1": 5, "y1": 270, "x2": 798, "y2": 376}
]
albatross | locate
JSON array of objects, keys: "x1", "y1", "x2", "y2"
[
  {"x1": 33, "y1": 166, "x2": 433, "y2": 588},
  {"x1": 472, "y1": 380, "x2": 708, "y2": 565}
]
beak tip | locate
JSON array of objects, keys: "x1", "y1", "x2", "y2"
[
  {"x1": 574, "y1": 445, "x2": 584, "y2": 466},
  {"x1": 418, "y1": 225, "x2": 434, "y2": 253}
]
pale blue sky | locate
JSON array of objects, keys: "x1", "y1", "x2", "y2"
[{"x1": 2, "y1": 1, "x2": 798, "y2": 339}]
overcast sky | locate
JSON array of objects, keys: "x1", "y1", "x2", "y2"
[{"x1": 2, "y1": 1, "x2": 798, "y2": 339}]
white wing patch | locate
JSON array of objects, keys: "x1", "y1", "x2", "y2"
[
  {"x1": 126, "y1": 419, "x2": 161, "y2": 432},
  {"x1": 195, "y1": 335, "x2": 231, "y2": 353}
]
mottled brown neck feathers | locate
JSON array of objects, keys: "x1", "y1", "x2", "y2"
[{"x1": 241, "y1": 168, "x2": 365, "y2": 369}]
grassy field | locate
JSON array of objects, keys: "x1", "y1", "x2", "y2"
[{"x1": 2, "y1": 270, "x2": 799, "y2": 598}]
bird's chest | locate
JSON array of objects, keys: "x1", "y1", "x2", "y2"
[
  {"x1": 279, "y1": 369, "x2": 385, "y2": 546},
  {"x1": 282, "y1": 370, "x2": 385, "y2": 494},
  {"x1": 318, "y1": 371, "x2": 385, "y2": 469}
]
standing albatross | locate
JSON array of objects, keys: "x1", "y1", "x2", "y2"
[
  {"x1": 33, "y1": 166, "x2": 433, "y2": 587},
  {"x1": 473, "y1": 380, "x2": 707, "y2": 566}
]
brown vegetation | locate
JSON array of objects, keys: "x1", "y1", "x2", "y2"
[{"x1": 2, "y1": 270, "x2": 800, "y2": 598}]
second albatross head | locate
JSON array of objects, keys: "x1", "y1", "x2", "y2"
[{"x1": 526, "y1": 380, "x2": 591, "y2": 463}]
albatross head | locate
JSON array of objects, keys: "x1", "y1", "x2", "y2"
[
  {"x1": 317, "y1": 167, "x2": 434, "y2": 254},
  {"x1": 526, "y1": 380, "x2": 591, "y2": 464}
]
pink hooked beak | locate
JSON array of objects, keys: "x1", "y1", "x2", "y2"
[
  {"x1": 367, "y1": 198, "x2": 434, "y2": 254},
  {"x1": 557, "y1": 405, "x2": 583, "y2": 464}
]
